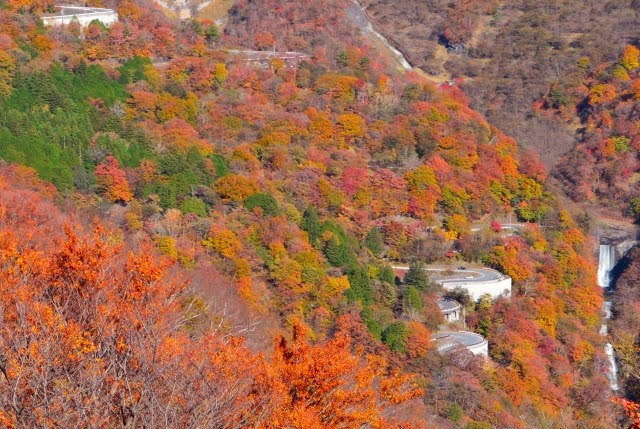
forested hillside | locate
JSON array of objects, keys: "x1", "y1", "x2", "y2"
[
  {"x1": 611, "y1": 247, "x2": 640, "y2": 401},
  {"x1": 0, "y1": 0, "x2": 622, "y2": 427},
  {"x1": 359, "y1": 0, "x2": 640, "y2": 168},
  {"x1": 539, "y1": 44, "x2": 640, "y2": 219},
  {"x1": 0, "y1": 166, "x2": 427, "y2": 427}
]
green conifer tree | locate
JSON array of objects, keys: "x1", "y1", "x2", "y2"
[
  {"x1": 325, "y1": 236, "x2": 344, "y2": 267},
  {"x1": 364, "y1": 227, "x2": 383, "y2": 255},
  {"x1": 405, "y1": 260, "x2": 429, "y2": 291},
  {"x1": 382, "y1": 322, "x2": 408, "y2": 353},
  {"x1": 301, "y1": 206, "x2": 321, "y2": 245}
]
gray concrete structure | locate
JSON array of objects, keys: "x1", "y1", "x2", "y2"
[
  {"x1": 437, "y1": 298, "x2": 461, "y2": 322},
  {"x1": 41, "y1": 6, "x2": 118, "y2": 27},
  {"x1": 437, "y1": 268, "x2": 511, "y2": 301},
  {"x1": 431, "y1": 331, "x2": 488, "y2": 357},
  {"x1": 227, "y1": 50, "x2": 310, "y2": 68},
  {"x1": 393, "y1": 265, "x2": 512, "y2": 301}
]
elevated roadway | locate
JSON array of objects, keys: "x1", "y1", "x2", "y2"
[
  {"x1": 430, "y1": 331, "x2": 488, "y2": 356},
  {"x1": 393, "y1": 265, "x2": 511, "y2": 301}
]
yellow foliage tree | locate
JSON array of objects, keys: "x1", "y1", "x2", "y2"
[
  {"x1": 337, "y1": 113, "x2": 367, "y2": 143},
  {"x1": 202, "y1": 225, "x2": 243, "y2": 258},
  {"x1": 0, "y1": 50, "x2": 15, "y2": 97},
  {"x1": 214, "y1": 174, "x2": 259, "y2": 202},
  {"x1": 589, "y1": 84, "x2": 617, "y2": 105},
  {"x1": 621, "y1": 45, "x2": 640, "y2": 71}
]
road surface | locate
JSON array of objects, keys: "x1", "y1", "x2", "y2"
[
  {"x1": 431, "y1": 331, "x2": 487, "y2": 354},
  {"x1": 392, "y1": 266, "x2": 502, "y2": 283}
]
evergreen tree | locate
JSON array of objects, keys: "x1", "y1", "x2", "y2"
[
  {"x1": 447, "y1": 402, "x2": 464, "y2": 423},
  {"x1": 245, "y1": 192, "x2": 279, "y2": 217},
  {"x1": 360, "y1": 307, "x2": 382, "y2": 340},
  {"x1": 364, "y1": 227, "x2": 383, "y2": 255},
  {"x1": 336, "y1": 51, "x2": 348, "y2": 68},
  {"x1": 345, "y1": 266, "x2": 373, "y2": 305},
  {"x1": 405, "y1": 260, "x2": 429, "y2": 291},
  {"x1": 476, "y1": 293, "x2": 493, "y2": 337},
  {"x1": 378, "y1": 265, "x2": 395, "y2": 284},
  {"x1": 209, "y1": 153, "x2": 229, "y2": 177},
  {"x1": 403, "y1": 286, "x2": 423, "y2": 312},
  {"x1": 382, "y1": 322, "x2": 408, "y2": 353},
  {"x1": 160, "y1": 150, "x2": 190, "y2": 176},
  {"x1": 300, "y1": 206, "x2": 321, "y2": 245},
  {"x1": 181, "y1": 197, "x2": 208, "y2": 217},
  {"x1": 340, "y1": 241, "x2": 358, "y2": 270},
  {"x1": 157, "y1": 184, "x2": 178, "y2": 209},
  {"x1": 325, "y1": 236, "x2": 344, "y2": 267},
  {"x1": 205, "y1": 24, "x2": 220, "y2": 41}
]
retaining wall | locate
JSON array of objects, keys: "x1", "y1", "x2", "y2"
[
  {"x1": 42, "y1": 6, "x2": 118, "y2": 27},
  {"x1": 440, "y1": 276, "x2": 511, "y2": 301},
  {"x1": 431, "y1": 331, "x2": 489, "y2": 357}
]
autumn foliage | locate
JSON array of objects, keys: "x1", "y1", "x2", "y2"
[
  {"x1": 543, "y1": 43, "x2": 640, "y2": 217},
  {"x1": 0, "y1": 175, "x2": 422, "y2": 428},
  {"x1": 613, "y1": 398, "x2": 640, "y2": 429},
  {"x1": 94, "y1": 155, "x2": 133, "y2": 203},
  {"x1": 0, "y1": 1, "x2": 616, "y2": 427}
]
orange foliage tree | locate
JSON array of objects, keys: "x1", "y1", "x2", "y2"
[
  {"x1": 262, "y1": 321, "x2": 424, "y2": 429},
  {"x1": 94, "y1": 155, "x2": 132, "y2": 203},
  {"x1": 0, "y1": 180, "x2": 425, "y2": 428},
  {"x1": 214, "y1": 174, "x2": 259, "y2": 202},
  {"x1": 613, "y1": 398, "x2": 640, "y2": 429}
]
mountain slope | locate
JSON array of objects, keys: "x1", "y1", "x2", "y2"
[
  {"x1": 358, "y1": 0, "x2": 640, "y2": 168},
  {"x1": 0, "y1": 0, "x2": 618, "y2": 426}
]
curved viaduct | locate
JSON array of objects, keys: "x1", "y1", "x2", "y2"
[
  {"x1": 437, "y1": 268, "x2": 511, "y2": 301},
  {"x1": 393, "y1": 265, "x2": 511, "y2": 301},
  {"x1": 430, "y1": 331, "x2": 488, "y2": 357}
]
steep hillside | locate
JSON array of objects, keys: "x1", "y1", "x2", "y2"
[
  {"x1": 0, "y1": 166, "x2": 427, "y2": 428},
  {"x1": 611, "y1": 247, "x2": 640, "y2": 401},
  {"x1": 358, "y1": 0, "x2": 640, "y2": 167},
  {"x1": 0, "y1": 0, "x2": 619, "y2": 427},
  {"x1": 539, "y1": 44, "x2": 640, "y2": 220}
]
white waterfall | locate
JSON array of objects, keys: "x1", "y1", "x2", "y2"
[
  {"x1": 597, "y1": 244, "x2": 615, "y2": 288},
  {"x1": 603, "y1": 301, "x2": 612, "y2": 319},
  {"x1": 601, "y1": 301, "x2": 619, "y2": 391},
  {"x1": 598, "y1": 244, "x2": 619, "y2": 391},
  {"x1": 605, "y1": 343, "x2": 620, "y2": 391}
]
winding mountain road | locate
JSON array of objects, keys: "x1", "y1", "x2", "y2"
[{"x1": 392, "y1": 266, "x2": 502, "y2": 283}]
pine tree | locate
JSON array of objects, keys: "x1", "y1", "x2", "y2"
[
  {"x1": 300, "y1": 206, "x2": 321, "y2": 245},
  {"x1": 360, "y1": 307, "x2": 382, "y2": 340},
  {"x1": 325, "y1": 236, "x2": 344, "y2": 267},
  {"x1": 336, "y1": 50, "x2": 348, "y2": 68},
  {"x1": 404, "y1": 260, "x2": 428, "y2": 291},
  {"x1": 346, "y1": 266, "x2": 373, "y2": 305},
  {"x1": 245, "y1": 192, "x2": 279, "y2": 217},
  {"x1": 378, "y1": 265, "x2": 395, "y2": 284},
  {"x1": 403, "y1": 286, "x2": 423, "y2": 312},
  {"x1": 364, "y1": 227, "x2": 383, "y2": 255},
  {"x1": 382, "y1": 322, "x2": 408, "y2": 353}
]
